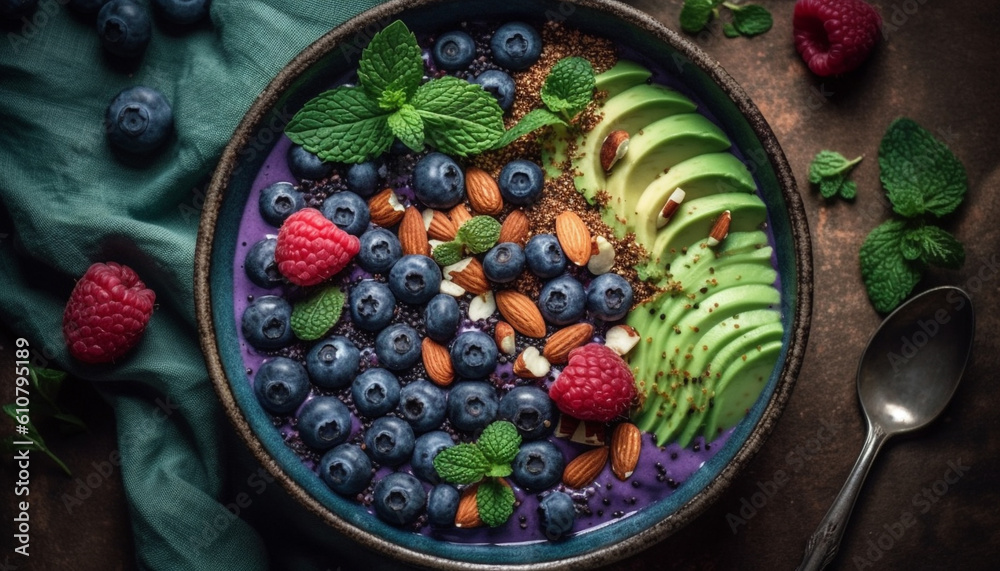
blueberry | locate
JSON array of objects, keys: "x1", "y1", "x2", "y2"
[
  {"x1": 539, "y1": 491, "x2": 576, "y2": 540},
  {"x1": 296, "y1": 396, "x2": 353, "y2": 450},
  {"x1": 423, "y1": 294, "x2": 460, "y2": 342},
  {"x1": 258, "y1": 181, "x2": 305, "y2": 227},
  {"x1": 432, "y1": 30, "x2": 476, "y2": 71},
  {"x1": 97, "y1": 0, "x2": 151, "y2": 58},
  {"x1": 253, "y1": 357, "x2": 310, "y2": 415},
  {"x1": 373, "y1": 472, "x2": 426, "y2": 526},
  {"x1": 348, "y1": 279, "x2": 396, "y2": 331},
  {"x1": 351, "y1": 368, "x2": 401, "y2": 418},
  {"x1": 357, "y1": 228, "x2": 402, "y2": 274},
  {"x1": 413, "y1": 152, "x2": 464, "y2": 209},
  {"x1": 482, "y1": 242, "x2": 525, "y2": 283},
  {"x1": 287, "y1": 144, "x2": 333, "y2": 181},
  {"x1": 241, "y1": 295, "x2": 294, "y2": 350},
  {"x1": 105, "y1": 86, "x2": 172, "y2": 153},
  {"x1": 346, "y1": 161, "x2": 384, "y2": 198},
  {"x1": 244, "y1": 238, "x2": 282, "y2": 288},
  {"x1": 490, "y1": 22, "x2": 542, "y2": 71},
  {"x1": 398, "y1": 380, "x2": 447, "y2": 434},
  {"x1": 524, "y1": 234, "x2": 567, "y2": 279},
  {"x1": 511, "y1": 440, "x2": 565, "y2": 491},
  {"x1": 151, "y1": 0, "x2": 208, "y2": 26},
  {"x1": 586, "y1": 273, "x2": 634, "y2": 321},
  {"x1": 305, "y1": 336, "x2": 359, "y2": 389},
  {"x1": 364, "y1": 416, "x2": 415, "y2": 467},
  {"x1": 321, "y1": 191, "x2": 370, "y2": 236},
  {"x1": 498, "y1": 160, "x2": 544, "y2": 205},
  {"x1": 450, "y1": 331, "x2": 498, "y2": 379},
  {"x1": 427, "y1": 484, "x2": 460, "y2": 527},
  {"x1": 498, "y1": 385, "x2": 558, "y2": 440},
  {"x1": 319, "y1": 443, "x2": 372, "y2": 496},
  {"x1": 471, "y1": 70, "x2": 516, "y2": 112},
  {"x1": 538, "y1": 274, "x2": 586, "y2": 325},
  {"x1": 411, "y1": 430, "x2": 454, "y2": 484},
  {"x1": 375, "y1": 323, "x2": 422, "y2": 371},
  {"x1": 68, "y1": 0, "x2": 108, "y2": 14},
  {"x1": 388, "y1": 255, "x2": 442, "y2": 305},
  {"x1": 447, "y1": 381, "x2": 499, "y2": 433}
]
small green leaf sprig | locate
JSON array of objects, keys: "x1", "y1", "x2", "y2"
[
  {"x1": 433, "y1": 420, "x2": 522, "y2": 527},
  {"x1": 3, "y1": 366, "x2": 86, "y2": 476},
  {"x1": 432, "y1": 215, "x2": 502, "y2": 266},
  {"x1": 809, "y1": 150, "x2": 863, "y2": 200},
  {"x1": 680, "y1": 0, "x2": 773, "y2": 38},
  {"x1": 285, "y1": 21, "x2": 505, "y2": 163},
  {"x1": 859, "y1": 118, "x2": 968, "y2": 313},
  {"x1": 290, "y1": 285, "x2": 345, "y2": 341}
]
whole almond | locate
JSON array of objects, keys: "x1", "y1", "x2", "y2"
[
  {"x1": 399, "y1": 206, "x2": 430, "y2": 256},
  {"x1": 499, "y1": 209, "x2": 530, "y2": 246},
  {"x1": 543, "y1": 323, "x2": 594, "y2": 365},
  {"x1": 495, "y1": 321, "x2": 516, "y2": 355},
  {"x1": 610, "y1": 422, "x2": 642, "y2": 481},
  {"x1": 454, "y1": 485, "x2": 483, "y2": 528},
  {"x1": 555, "y1": 211, "x2": 592, "y2": 266},
  {"x1": 443, "y1": 258, "x2": 490, "y2": 295},
  {"x1": 368, "y1": 188, "x2": 405, "y2": 227},
  {"x1": 423, "y1": 209, "x2": 458, "y2": 241},
  {"x1": 563, "y1": 446, "x2": 609, "y2": 488},
  {"x1": 495, "y1": 290, "x2": 546, "y2": 338},
  {"x1": 422, "y1": 338, "x2": 454, "y2": 386},
  {"x1": 448, "y1": 203, "x2": 473, "y2": 228},
  {"x1": 465, "y1": 167, "x2": 504, "y2": 215}
]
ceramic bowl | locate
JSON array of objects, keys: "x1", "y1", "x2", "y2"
[{"x1": 194, "y1": 0, "x2": 812, "y2": 568}]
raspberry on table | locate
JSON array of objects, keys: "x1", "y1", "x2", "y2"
[
  {"x1": 275, "y1": 207, "x2": 360, "y2": 286},
  {"x1": 62, "y1": 262, "x2": 156, "y2": 364},
  {"x1": 793, "y1": 0, "x2": 882, "y2": 77},
  {"x1": 548, "y1": 343, "x2": 636, "y2": 422}
]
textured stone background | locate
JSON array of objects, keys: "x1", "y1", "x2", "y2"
[{"x1": 2, "y1": 0, "x2": 998, "y2": 569}]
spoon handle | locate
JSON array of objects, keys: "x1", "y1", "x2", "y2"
[{"x1": 797, "y1": 424, "x2": 890, "y2": 571}]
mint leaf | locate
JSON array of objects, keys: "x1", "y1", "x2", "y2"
[
  {"x1": 541, "y1": 57, "x2": 595, "y2": 117},
  {"x1": 357, "y1": 20, "x2": 424, "y2": 103},
  {"x1": 456, "y1": 215, "x2": 501, "y2": 254},
  {"x1": 432, "y1": 241, "x2": 464, "y2": 266},
  {"x1": 723, "y1": 23, "x2": 740, "y2": 37},
  {"x1": 388, "y1": 104, "x2": 424, "y2": 152},
  {"x1": 729, "y1": 4, "x2": 773, "y2": 36},
  {"x1": 31, "y1": 366, "x2": 67, "y2": 406},
  {"x1": 478, "y1": 421, "x2": 521, "y2": 466},
  {"x1": 412, "y1": 76, "x2": 505, "y2": 156},
  {"x1": 476, "y1": 478, "x2": 515, "y2": 527},
  {"x1": 860, "y1": 220, "x2": 923, "y2": 313},
  {"x1": 494, "y1": 108, "x2": 566, "y2": 148},
  {"x1": 486, "y1": 463, "x2": 513, "y2": 478},
  {"x1": 433, "y1": 443, "x2": 490, "y2": 484},
  {"x1": 905, "y1": 224, "x2": 965, "y2": 269},
  {"x1": 680, "y1": 0, "x2": 716, "y2": 33},
  {"x1": 809, "y1": 150, "x2": 862, "y2": 201},
  {"x1": 291, "y1": 286, "x2": 345, "y2": 341},
  {"x1": 4, "y1": 404, "x2": 72, "y2": 476},
  {"x1": 878, "y1": 118, "x2": 968, "y2": 218},
  {"x1": 285, "y1": 87, "x2": 393, "y2": 164}
]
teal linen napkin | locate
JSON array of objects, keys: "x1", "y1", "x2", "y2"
[{"x1": 0, "y1": 1, "x2": 383, "y2": 568}]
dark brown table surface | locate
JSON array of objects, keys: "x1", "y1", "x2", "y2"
[{"x1": 3, "y1": 1, "x2": 998, "y2": 569}]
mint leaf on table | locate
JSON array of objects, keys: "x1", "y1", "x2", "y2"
[
  {"x1": 809, "y1": 150, "x2": 863, "y2": 200},
  {"x1": 285, "y1": 87, "x2": 393, "y2": 164},
  {"x1": 434, "y1": 443, "x2": 490, "y2": 485},
  {"x1": 476, "y1": 477, "x2": 516, "y2": 527},
  {"x1": 357, "y1": 20, "x2": 424, "y2": 104},
  {"x1": 388, "y1": 104, "x2": 425, "y2": 152},
  {"x1": 456, "y1": 215, "x2": 501, "y2": 254},
  {"x1": 680, "y1": 0, "x2": 718, "y2": 33},
  {"x1": 412, "y1": 76, "x2": 505, "y2": 156},
  {"x1": 540, "y1": 56, "x2": 596, "y2": 118},
  {"x1": 878, "y1": 118, "x2": 968, "y2": 218},
  {"x1": 291, "y1": 285, "x2": 345, "y2": 341},
  {"x1": 904, "y1": 224, "x2": 965, "y2": 268},
  {"x1": 728, "y1": 3, "x2": 773, "y2": 36},
  {"x1": 477, "y1": 421, "x2": 521, "y2": 466},
  {"x1": 860, "y1": 220, "x2": 924, "y2": 314},
  {"x1": 494, "y1": 108, "x2": 566, "y2": 148}
]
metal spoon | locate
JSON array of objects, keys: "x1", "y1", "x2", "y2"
[{"x1": 797, "y1": 286, "x2": 975, "y2": 571}]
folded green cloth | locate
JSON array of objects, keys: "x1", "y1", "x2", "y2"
[{"x1": 0, "y1": 1, "x2": 388, "y2": 568}]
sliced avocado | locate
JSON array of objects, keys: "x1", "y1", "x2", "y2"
[
  {"x1": 604, "y1": 113, "x2": 731, "y2": 235},
  {"x1": 594, "y1": 60, "x2": 652, "y2": 97},
  {"x1": 648, "y1": 193, "x2": 767, "y2": 265},
  {"x1": 704, "y1": 340, "x2": 783, "y2": 439}
]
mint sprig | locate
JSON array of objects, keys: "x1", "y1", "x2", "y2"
[
  {"x1": 290, "y1": 285, "x2": 345, "y2": 341},
  {"x1": 433, "y1": 443, "x2": 491, "y2": 484},
  {"x1": 432, "y1": 240, "x2": 464, "y2": 266},
  {"x1": 3, "y1": 366, "x2": 86, "y2": 476},
  {"x1": 286, "y1": 21, "x2": 504, "y2": 162},
  {"x1": 680, "y1": 0, "x2": 772, "y2": 38},
  {"x1": 859, "y1": 118, "x2": 967, "y2": 312},
  {"x1": 809, "y1": 150, "x2": 863, "y2": 200}
]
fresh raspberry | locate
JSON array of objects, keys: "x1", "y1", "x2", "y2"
[
  {"x1": 793, "y1": 0, "x2": 882, "y2": 77},
  {"x1": 275, "y1": 207, "x2": 360, "y2": 286},
  {"x1": 63, "y1": 262, "x2": 156, "y2": 364},
  {"x1": 548, "y1": 343, "x2": 637, "y2": 422}
]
